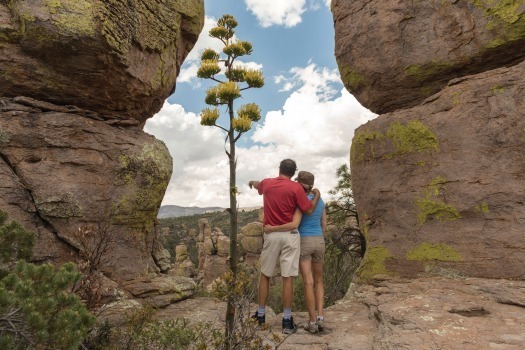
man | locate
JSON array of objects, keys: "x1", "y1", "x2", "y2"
[{"x1": 248, "y1": 159, "x2": 320, "y2": 334}]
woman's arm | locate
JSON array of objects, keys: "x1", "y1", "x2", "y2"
[
  {"x1": 321, "y1": 208, "x2": 327, "y2": 234},
  {"x1": 264, "y1": 208, "x2": 302, "y2": 233}
]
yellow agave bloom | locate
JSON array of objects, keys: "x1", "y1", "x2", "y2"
[
  {"x1": 217, "y1": 81, "x2": 241, "y2": 101},
  {"x1": 237, "y1": 103, "x2": 261, "y2": 122},
  {"x1": 200, "y1": 108, "x2": 220, "y2": 126},
  {"x1": 232, "y1": 116, "x2": 251, "y2": 132},
  {"x1": 197, "y1": 60, "x2": 221, "y2": 79}
]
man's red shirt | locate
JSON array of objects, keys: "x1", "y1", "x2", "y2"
[{"x1": 258, "y1": 176, "x2": 312, "y2": 226}]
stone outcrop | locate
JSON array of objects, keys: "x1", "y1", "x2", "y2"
[
  {"x1": 195, "y1": 219, "x2": 231, "y2": 286},
  {"x1": 0, "y1": 0, "x2": 204, "y2": 305},
  {"x1": 333, "y1": 0, "x2": 525, "y2": 114},
  {"x1": 0, "y1": 1, "x2": 203, "y2": 121},
  {"x1": 239, "y1": 221, "x2": 264, "y2": 268},
  {"x1": 150, "y1": 277, "x2": 525, "y2": 349},
  {"x1": 275, "y1": 277, "x2": 525, "y2": 349},
  {"x1": 335, "y1": 0, "x2": 525, "y2": 281},
  {"x1": 173, "y1": 244, "x2": 196, "y2": 278}
]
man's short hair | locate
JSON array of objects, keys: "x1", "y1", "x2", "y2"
[{"x1": 279, "y1": 159, "x2": 297, "y2": 177}]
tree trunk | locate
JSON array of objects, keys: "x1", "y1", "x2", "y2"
[{"x1": 225, "y1": 101, "x2": 238, "y2": 345}]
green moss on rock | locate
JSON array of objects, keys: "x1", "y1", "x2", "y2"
[
  {"x1": 351, "y1": 120, "x2": 439, "y2": 163},
  {"x1": 114, "y1": 141, "x2": 172, "y2": 231},
  {"x1": 491, "y1": 84, "x2": 505, "y2": 94},
  {"x1": 47, "y1": 0, "x2": 96, "y2": 37},
  {"x1": 0, "y1": 128, "x2": 10, "y2": 143},
  {"x1": 404, "y1": 61, "x2": 454, "y2": 82},
  {"x1": 475, "y1": 201, "x2": 490, "y2": 213},
  {"x1": 351, "y1": 130, "x2": 384, "y2": 163},
  {"x1": 406, "y1": 242, "x2": 462, "y2": 261},
  {"x1": 356, "y1": 246, "x2": 393, "y2": 283},
  {"x1": 416, "y1": 176, "x2": 461, "y2": 225},
  {"x1": 338, "y1": 63, "x2": 367, "y2": 90},
  {"x1": 472, "y1": 0, "x2": 525, "y2": 49},
  {"x1": 386, "y1": 120, "x2": 439, "y2": 156}
]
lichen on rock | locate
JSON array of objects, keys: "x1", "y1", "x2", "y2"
[
  {"x1": 355, "y1": 246, "x2": 393, "y2": 283},
  {"x1": 416, "y1": 176, "x2": 461, "y2": 225},
  {"x1": 406, "y1": 243, "x2": 462, "y2": 261}
]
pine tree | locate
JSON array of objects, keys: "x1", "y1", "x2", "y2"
[
  {"x1": 196, "y1": 14, "x2": 264, "y2": 341},
  {"x1": 0, "y1": 210, "x2": 95, "y2": 349}
]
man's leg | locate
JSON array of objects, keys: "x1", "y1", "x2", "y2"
[
  {"x1": 255, "y1": 232, "x2": 279, "y2": 324},
  {"x1": 300, "y1": 260, "x2": 316, "y2": 322},
  {"x1": 281, "y1": 275, "x2": 293, "y2": 310},
  {"x1": 280, "y1": 233, "x2": 299, "y2": 334},
  {"x1": 258, "y1": 273, "x2": 270, "y2": 307}
]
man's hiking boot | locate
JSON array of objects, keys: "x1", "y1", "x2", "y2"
[
  {"x1": 282, "y1": 316, "x2": 297, "y2": 334},
  {"x1": 316, "y1": 317, "x2": 325, "y2": 331},
  {"x1": 251, "y1": 311, "x2": 265, "y2": 325},
  {"x1": 303, "y1": 321, "x2": 318, "y2": 334}
]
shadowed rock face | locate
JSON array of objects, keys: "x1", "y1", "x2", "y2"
[
  {"x1": 334, "y1": 1, "x2": 525, "y2": 281},
  {"x1": 0, "y1": 0, "x2": 204, "y2": 121},
  {"x1": 333, "y1": 0, "x2": 525, "y2": 114},
  {"x1": 0, "y1": 0, "x2": 204, "y2": 303},
  {"x1": 351, "y1": 62, "x2": 525, "y2": 281},
  {"x1": 0, "y1": 97, "x2": 173, "y2": 281}
]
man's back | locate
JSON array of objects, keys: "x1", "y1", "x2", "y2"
[{"x1": 258, "y1": 177, "x2": 312, "y2": 226}]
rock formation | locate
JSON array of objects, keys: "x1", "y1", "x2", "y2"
[
  {"x1": 334, "y1": 0, "x2": 525, "y2": 281},
  {"x1": 173, "y1": 244, "x2": 196, "y2": 278},
  {"x1": 0, "y1": 0, "x2": 203, "y2": 121},
  {"x1": 334, "y1": 0, "x2": 525, "y2": 114},
  {"x1": 0, "y1": 0, "x2": 204, "y2": 306}
]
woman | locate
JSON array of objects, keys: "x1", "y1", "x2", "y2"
[{"x1": 264, "y1": 171, "x2": 327, "y2": 334}]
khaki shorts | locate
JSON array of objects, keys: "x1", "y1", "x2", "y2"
[
  {"x1": 300, "y1": 236, "x2": 325, "y2": 263},
  {"x1": 260, "y1": 231, "x2": 300, "y2": 277}
]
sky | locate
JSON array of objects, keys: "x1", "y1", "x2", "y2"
[{"x1": 144, "y1": 0, "x2": 377, "y2": 209}]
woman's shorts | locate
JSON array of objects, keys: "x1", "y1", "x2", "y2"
[{"x1": 299, "y1": 235, "x2": 325, "y2": 263}]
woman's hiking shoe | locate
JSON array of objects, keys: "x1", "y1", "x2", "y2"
[
  {"x1": 316, "y1": 316, "x2": 325, "y2": 331},
  {"x1": 251, "y1": 311, "x2": 265, "y2": 325},
  {"x1": 303, "y1": 321, "x2": 319, "y2": 334},
  {"x1": 282, "y1": 316, "x2": 297, "y2": 334}
]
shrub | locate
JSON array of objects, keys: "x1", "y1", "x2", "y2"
[{"x1": 0, "y1": 210, "x2": 95, "y2": 349}]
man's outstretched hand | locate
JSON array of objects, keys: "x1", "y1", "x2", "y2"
[{"x1": 248, "y1": 180, "x2": 259, "y2": 189}]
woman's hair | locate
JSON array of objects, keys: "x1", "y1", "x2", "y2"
[{"x1": 279, "y1": 159, "x2": 297, "y2": 177}]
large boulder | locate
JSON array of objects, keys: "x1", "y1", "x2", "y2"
[
  {"x1": 0, "y1": 97, "x2": 172, "y2": 282},
  {"x1": 350, "y1": 60, "x2": 525, "y2": 281},
  {"x1": 0, "y1": 0, "x2": 204, "y2": 304},
  {"x1": 0, "y1": 0, "x2": 204, "y2": 121},
  {"x1": 333, "y1": 0, "x2": 525, "y2": 114}
]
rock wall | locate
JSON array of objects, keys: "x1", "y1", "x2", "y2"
[
  {"x1": 0, "y1": 0, "x2": 204, "y2": 304},
  {"x1": 334, "y1": 0, "x2": 525, "y2": 114},
  {"x1": 0, "y1": 0, "x2": 203, "y2": 121},
  {"x1": 334, "y1": 0, "x2": 525, "y2": 281}
]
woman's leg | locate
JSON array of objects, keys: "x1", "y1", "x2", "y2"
[
  {"x1": 312, "y1": 261, "x2": 324, "y2": 317},
  {"x1": 299, "y1": 259, "x2": 316, "y2": 322}
]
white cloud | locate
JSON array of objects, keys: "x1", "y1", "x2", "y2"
[
  {"x1": 244, "y1": 0, "x2": 331, "y2": 28},
  {"x1": 144, "y1": 103, "x2": 228, "y2": 207},
  {"x1": 146, "y1": 63, "x2": 377, "y2": 208},
  {"x1": 177, "y1": 63, "x2": 199, "y2": 84},
  {"x1": 244, "y1": 0, "x2": 306, "y2": 27},
  {"x1": 233, "y1": 61, "x2": 263, "y2": 71}
]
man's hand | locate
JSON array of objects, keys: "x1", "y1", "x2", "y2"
[
  {"x1": 312, "y1": 188, "x2": 320, "y2": 197},
  {"x1": 263, "y1": 224, "x2": 273, "y2": 233},
  {"x1": 248, "y1": 180, "x2": 259, "y2": 189}
]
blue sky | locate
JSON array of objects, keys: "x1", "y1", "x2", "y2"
[{"x1": 144, "y1": 0, "x2": 376, "y2": 208}]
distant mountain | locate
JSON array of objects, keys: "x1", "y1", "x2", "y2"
[{"x1": 157, "y1": 205, "x2": 225, "y2": 219}]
